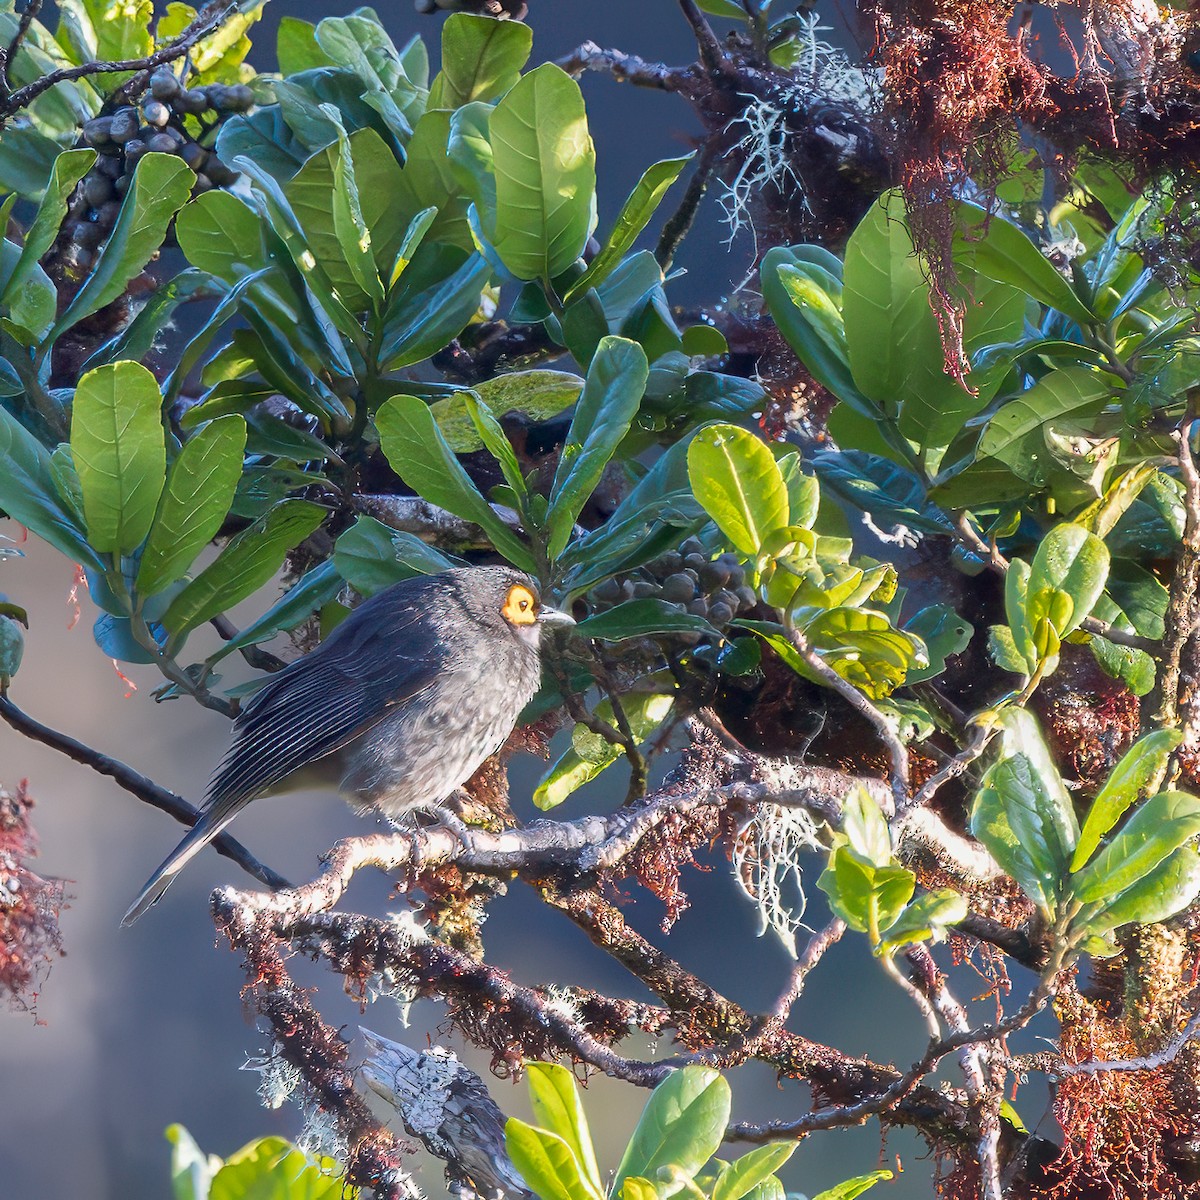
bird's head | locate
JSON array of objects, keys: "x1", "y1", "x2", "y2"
[{"x1": 459, "y1": 567, "x2": 574, "y2": 651}]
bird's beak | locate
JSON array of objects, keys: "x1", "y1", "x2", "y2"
[{"x1": 537, "y1": 605, "x2": 576, "y2": 627}]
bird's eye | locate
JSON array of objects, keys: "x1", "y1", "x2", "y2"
[{"x1": 503, "y1": 584, "x2": 538, "y2": 626}]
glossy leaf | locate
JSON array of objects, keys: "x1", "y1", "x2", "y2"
[
  {"x1": 0, "y1": 405, "x2": 101, "y2": 569},
  {"x1": 162, "y1": 499, "x2": 327, "y2": 637},
  {"x1": 333, "y1": 516, "x2": 461, "y2": 598},
  {"x1": 611, "y1": 1067, "x2": 731, "y2": 1200},
  {"x1": 978, "y1": 366, "x2": 1112, "y2": 480},
  {"x1": 1071, "y1": 729, "x2": 1182, "y2": 871},
  {"x1": 903, "y1": 605, "x2": 973, "y2": 684},
  {"x1": 6, "y1": 147, "x2": 95, "y2": 301},
  {"x1": 534, "y1": 693, "x2": 674, "y2": 809},
  {"x1": 565, "y1": 154, "x2": 693, "y2": 302},
  {"x1": 486, "y1": 63, "x2": 596, "y2": 282},
  {"x1": 547, "y1": 336, "x2": 648, "y2": 558},
  {"x1": 375, "y1": 395, "x2": 534, "y2": 570},
  {"x1": 431, "y1": 370, "x2": 583, "y2": 453},
  {"x1": 811, "y1": 1172, "x2": 894, "y2": 1200},
  {"x1": 525, "y1": 1063, "x2": 603, "y2": 1197},
  {"x1": 1080, "y1": 846, "x2": 1200, "y2": 939},
  {"x1": 956, "y1": 202, "x2": 1096, "y2": 327},
  {"x1": 576, "y1": 598, "x2": 717, "y2": 641},
  {"x1": 876, "y1": 888, "x2": 968, "y2": 955},
  {"x1": 506, "y1": 1120, "x2": 596, "y2": 1200},
  {"x1": 208, "y1": 1135, "x2": 346, "y2": 1200},
  {"x1": 711, "y1": 1143, "x2": 797, "y2": 1200},
  {"x1": 429, "y1": 12, "x2": 531, "y2": 108},
  {"x1": 1069, "y1": 790, "x2": 1200, "y2": 905},
  {"x1": 688, "y1": 424, "x2": 788, "y2": 555},
  {"x1": 1026, "y1": 523, "x2": 1110, "y2": 638},
  {"x1": 137, "y1": 416, "x2": 247, "y2": 598},
  {"x1": 70, "y1": 360, "x2": 166, "y2": 555},
  {"x1": 50, "y1": 153, "x2": 194, "y2": 343},
  {"x1": 817, "y1": 847, "x2": 916, "y2": 937},
  {"x1": 206, "y1": 559, "x2": 343, "y2": 667}
]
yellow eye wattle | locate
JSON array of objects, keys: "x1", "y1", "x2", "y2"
[{"x1": 503, "y1": 584, "x2": 538, "y2": 626}]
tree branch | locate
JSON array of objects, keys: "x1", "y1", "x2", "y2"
[
  {"x1": 0, "y1": 1, "x2": 235, "y2": 121},
  {"x1": 556, "y1": 41, "x2": 685, "y2": 90},
  {"x1": 0, "y1": 694, "x2": 289, "y2": 892}
]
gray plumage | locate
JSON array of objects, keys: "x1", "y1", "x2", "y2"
[{"x1": 122, "y1": 566, "x2": 572, "y2": 925}]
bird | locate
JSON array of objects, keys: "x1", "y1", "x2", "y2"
[{"x1": 122, "y1": 566, "x2": 574, "y2": 925}]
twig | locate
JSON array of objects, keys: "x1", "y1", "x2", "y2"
[
  {"x1": 1155, "y1": 416, "x2": 1200, "y2": 731},
  {"x1": 0, "y1": 0, "x2": 41, "y2": 95},
  {"x1": 657, "y1": 145, "x2": 717, "y2": 272},
  {"x1": 785, "y1": 627, "x2": 910, "y2": 806},
  {"x1": 0, "y1": 694, "x2": 288, "y2": 891},
  {"x1": 899, "y1": 721, "x2": 995, "y2": 819},
  {"x1": 1035, "y1": 1007, "x2": 1200, "y2": 1078},
  {"x1": 677, "y1": 0, "x2": 729, "y2": 73},
  {"x1": 556, "y1": 41, "x2": 684, "y2": 90},
  {"x1": 210, "y1": 614, "x2": 287, "y2": 674},
  {"x1": 0, "y1": 2, "x2": 234, "y2": 121}
]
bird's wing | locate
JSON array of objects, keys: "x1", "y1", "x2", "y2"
[{"x1": 204, "y1": 587, "x2": 449, "y2": 816}]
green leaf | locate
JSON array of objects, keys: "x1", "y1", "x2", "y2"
[
  {"x1": 0, "y1": 405, "x2": 101, "y2": 569},
  {"x1": 5, "y1": 147, "x2": 94, "y2": 302},
  {"x1": 429, "y1": 12, "x2": 531, "y2": 108},
  {"x1": 841, "y1": 784, "x2": 893, "y2": 867},
  {"x1": 817, "y1": 846, "x2": 916, "y2": 937},
  {"x1": 978, "y1": 366, "x2": 1112, "y2": 480},
  {"x1": 843, "y1": 190, "x2": 1024, "y2": 449},
  {"x1": 206, "y1": 559, "x2": 343, "y2": 667},
  {"x1": 507, "y1": 1120, "x2": 595, "y2": 1200},
  {"x1": 997, "y1": 707, "x2": 1080, "y2": 865},
  {"x1": 1026, "y1": 523, "x2": 1110, "y2": 638},
  {"x1": 71, "y1": 360, "x2": 166, "y2": 555},
  {"x1": 1072, "y1": 729, "x2": 1182, "y2": 871},
  {"x1": 283, "y1": 126, "x2": 409, "y2": 309},
  {"x1": 547, "y1": 336, "x2": 649, "y2": 558},
  {"x1": 811, "y1": 1171, "x2": 894, "y2": 1200},
  {"x1": 970, "y1": 711, "x2": 1079, "y2": 912},
  {"x1": 576, "y1": 599, "x2": 717, "y2": 641},
  {"x1": 431, "y1": 370, "x2": 584, "y2": 453},
  {"x1": 612, "y1": 1067, "x2": 731, "y2": 1200},
  {"x1": 209, "y1": 1136, "x2": 346, "y2": 1200},
  {"x1": 375, "y1": 395, "x2": 534, "y2": 570},
  {"x1": 333, "y1": 515, "x2": 461, "y2": 598},
  {"x1": 711, "y1": 1144, "x2": 798, "y2": 1200},
  {"x1": 955, "y1": 203, "x2": 1097, "y2": 327},
  {"x1": 1079, "y1": 846, "x2": 1200, "y2": 939},
  {"x1": 1069, "y1": 790, "x2": 1200, "y2": 905},
  {"x1": 903, "y1": 605, "x2": 973, "y2": 684},
  {"x1": 1004, "y1": 558, "x2": 1036, "y2": 672},
  {"x1": 525, "y1": 1063, "x2": 603, "y2": 1197},
  {"x1": 277, "y1": 16, "x2": 331, "y2": 73},
  {"x1": 876, "y1": 888, "x2": 969, "y2": 955},
  {"x1": 397, "y1": 109, "x2": 475, "y2": 252},
  {"x1": 162, "y1": 500, "x2": 327, "y2": 637},
  {"x1": 697, "y1": 0, "x2": 748, "y2": 17},
  {"x1": 136, "y1": 416, "x2": 247, "y2": 597},
  {"x1": 377, "y1": 251, "x2": 491, "y2": 371},
  {"x1": 800, "y1": 607, "x2": 927, "y2": 700},
  {"x1": 166, "y1": 1124, "x2": 220, "y2": 1200},
  {"x1": 564, "y1": 154, "x2": 693, "y2": 302},
  {"x1": 485, "y1": 63, "x2": 596, "y2": 282},
  {"x1": 49, "y1": 153, "x2": 194, "y2": 344},
  {"x1": 688, "y1": 424, "x2": 788, "y2": 555},
  {"x1": 811, "y1": 450, "x2": 948, "y2": 535},
  {"x1": 621, "y1": 1180, "x2": 658, "y2": 1200},
  {"x1": 534, "y1": 693, "x2": 674, "y2": 809}
]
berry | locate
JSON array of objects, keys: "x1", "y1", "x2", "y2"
[{"x1": 662, "y1": 573, "x2": 696, "y2": 603}]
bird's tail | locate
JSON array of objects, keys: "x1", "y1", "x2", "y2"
[{"x1": 121, "y1": 803, "x2": 241, "y2": 926}]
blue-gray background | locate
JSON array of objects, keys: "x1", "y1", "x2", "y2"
[{"x1": 2, "y1": 4, "x2": 1052, "y2": 1197}]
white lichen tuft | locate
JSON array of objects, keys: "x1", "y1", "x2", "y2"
[
  {"x1": 719, "y1": 13, "x2": 880, "y2": 249},
  {"x1": 296, "y1": 1104, "x2": 350, "y2": 1163},
  {"x1": 541, "y1": 985, "x2": 584, "y2": 1026},
  {"x1": 731, "y1": 804, "x2": 824, "y2": 958},
  {"x1": 242, "y1": 1041, "x2": 302, "y2": 1110}
]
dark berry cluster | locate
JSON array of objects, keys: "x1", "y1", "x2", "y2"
[
  {"x1": 589, "y1": 539, "x2": 758, "y2": 631},
  {"x1": 414, "y1": 0, "x2": 528, "y2": 17},
  {"x1": 67, "y1": 70, "x2": 251, "y2": 268}
]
